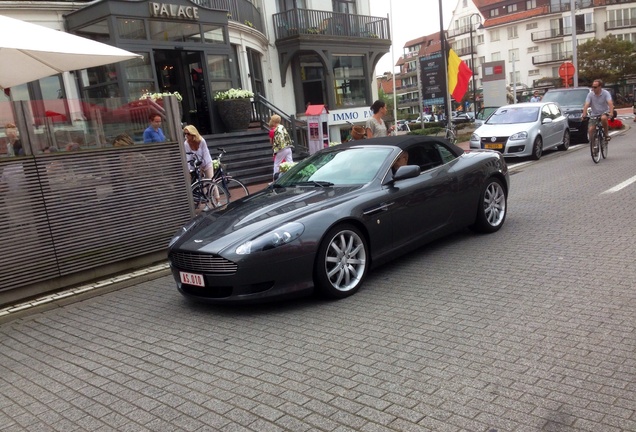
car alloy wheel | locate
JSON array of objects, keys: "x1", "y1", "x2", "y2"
[
  {"x1": 315, "y1": 224, "x2": 368, "y2": 299},
  {"x1": 471, "y1": 177, "x2": 507, "y2": 233},
  {"x1": 558, "y1": 130, "x2": 570, "y2": 151},
  {"x1": 531, "y1": 136, "x2": 543, "y2": 160}
]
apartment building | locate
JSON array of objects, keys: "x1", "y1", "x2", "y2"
[{"x1": 396, "y1": 0, "x2": 636, "y2": 116}]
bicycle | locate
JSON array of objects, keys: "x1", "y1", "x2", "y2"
[
  {"x1": 437, "y1": 121, "x2": 457, "y2": 145},
  {"x1": 211, "y1": 147, "x2": 249, "y2": 203},
  {"x1": 584, "y1": 114, "x2": 609, "y2": 164},
  {"x1": 187, "y1": 148, "x2": 249, "y2": 213}
]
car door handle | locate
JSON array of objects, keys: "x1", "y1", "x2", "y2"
[{"x1": 363, "y1": 202, "x2": 394, "y2": 215}]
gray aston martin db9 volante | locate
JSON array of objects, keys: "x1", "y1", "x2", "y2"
[{"x1": 168, "y1": 135, "x2": 509, "y2": 303}]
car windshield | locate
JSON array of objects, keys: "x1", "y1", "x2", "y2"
[
  {"x1": 542, "y1": 90, "x2": 589, "y2": 106},
  {"x1": 276, "y1": 147, "x2": 393, "y2": 187},
  {"x1": 487, "y1": 106, "x2": 539, "y2": 124}
]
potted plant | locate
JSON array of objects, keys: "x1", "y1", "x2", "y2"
[{"x1": 214, "y1": 88, "x2": 254, "y2": 132}]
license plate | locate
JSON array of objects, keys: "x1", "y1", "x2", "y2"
[
  {"x1": 179, "y1": 271, "x2": 205, "y2": 287},
  {"x1": 485, "y1": 143, "x2": 503, "y2": 149}
]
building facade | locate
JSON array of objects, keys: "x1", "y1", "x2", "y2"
[
  {"x1": 395, "y1": 0, "x2": 636, "y2": 118},
  {"x1": 0, "y1": 0, "x2": 391, "y2": 147}
]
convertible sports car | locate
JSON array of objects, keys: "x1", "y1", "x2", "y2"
[{"x1": 168, "y1": 135, "x2": 509, "y2": 303}]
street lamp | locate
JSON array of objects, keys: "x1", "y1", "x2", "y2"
[{"x1": 468, "y1": 13, "x2": 483, "y2": 115}]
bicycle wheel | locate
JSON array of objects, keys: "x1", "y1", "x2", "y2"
[
  {"x1": 590, "y1": 130, "x2": 601, "y2": 163},
  {"x1": 191, "y1": 180, "x2": 229, "y2": 211},
  {"x1": 601, "y1": 131, "x2": 608, "y2": 159},
  {"x1": 447, "y1": 130, "x2": 457, "y2": 145},
  {"x1": 221, "y1": 178, "x2": 250, "y2": 203}
]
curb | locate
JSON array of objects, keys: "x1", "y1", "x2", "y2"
[{"x1": 0, "y1": 263, "x2": 171, "y2": 324}]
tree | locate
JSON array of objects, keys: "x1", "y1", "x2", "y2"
[
  {"x1": 577, "y1": 36, "x2": 636, "y2": 85},
  {"x1": 378, "y1": 87, "x2": 395, "y2": 121}
]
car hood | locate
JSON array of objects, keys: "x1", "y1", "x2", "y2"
[
  {"x1": 473, "y1": 122, "x2": 532, "y2": 136},
  {"x1": 172, "y1": 185, "x2": 362, "y2": 253}
]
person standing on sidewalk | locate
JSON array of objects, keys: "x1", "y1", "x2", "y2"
[{"x1": 365, "y1": 100, "x2": 395, "y2": 138}]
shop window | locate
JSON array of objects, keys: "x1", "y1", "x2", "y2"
[
  {"x1": 332, "y1": 55, "x2": 366, "y2": 108},
  {"x1": 202, "y1": 24, "x2": 226, "y2": 44},
  {"x1": 82, "y1": 64, "x2": 118, "y2": 87},
  {"x1": 206, "y1": 54, "x2": 232, "y2": 95},
  {"x1": 117, "y1": 18, "x2": 146, "y2": 40},
  {"x1": 123, "y1": 54, "x2": 153, "y2": 81},
  {"x1": 149, "y1": 20, "x2": 201, "y2": 43},
  {"x1": 300, "y1": 54, "x2": 326, "y2": 107},
  {"x1": 74, "y1": 20, "x2": 110, "y2": 43}
]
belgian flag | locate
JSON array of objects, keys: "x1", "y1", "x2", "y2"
[{"x1": 448, "y1": 49, "x2": 473, "y2": 101}]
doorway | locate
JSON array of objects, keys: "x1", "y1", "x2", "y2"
[{"x1": 153, "y1": 50, "x2": 211, "y2": 134}]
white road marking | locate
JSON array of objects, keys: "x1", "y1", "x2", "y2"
[{"x1": 603, "y1": 175, "x2": 636, "y2": 194}]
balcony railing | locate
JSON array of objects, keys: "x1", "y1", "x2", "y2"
[
  {"x1": 273, "y1": 9, "x2": 389, "y2": 40},
  {"x1": 455, "y1": 46, "x2": 476, "y2": 57},
  {"x1": 606, "y1": 18, "x2": 636, "y2": 30},
  {"x1": 532, "y1": 51, "x2": 572, "y2": 65},
  {"x1": 532, "y1": 23, "x2": 597, "y2": 41},
  {"x1": 189, "y1": 0, "x2": 264, "y2": 33},
  {"x1": 531, "y1": 28, "x2": 566, "y2": 41}
]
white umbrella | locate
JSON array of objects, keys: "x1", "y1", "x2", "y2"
[{"x1": 0, "y1": 15, "x2": 141, "y2": 89}]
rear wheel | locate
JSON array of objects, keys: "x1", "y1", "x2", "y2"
[
  {"x1": 471, "y1": 177, "x2": 507, "y2": 233},
  {"x1": 531, "y1": 136, "x2": 543, "y2": 160},
  {"x1": 192, "y1": 180, "x2": 229, "y2": 212},
  {"x1": 314, "y1": 224, "x2": 368, "y2": 299},
  {"x1": 590, "y1": 130, "x2": 601, "y2": 163},
  {"x1": 558, "y1": 130, "x2": 570, "y2": 151},
  {"x1": 601, "y1": 132, "x2": 608, "y2": 159}
]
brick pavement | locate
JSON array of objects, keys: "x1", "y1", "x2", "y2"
[{"x1": 1, "y1": 126, "x2": 635, "y2": 431}]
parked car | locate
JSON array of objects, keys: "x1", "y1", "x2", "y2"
[
  {"x1": 474, "y1": 106, "x2": 499, "y2": 128},
  {"x1": 396, "y1": 119, "x2": 410, "y2": 131},
  {"x1": 452, "y1": 112, "x2": 474, "y2": 124},
  {"x1": 541, "y1": 87, "x2": 591, "y2": 143},
  {"x1": 409, "y1": 114, "x2": 437, "y2": 124},
  {"x1": 169, "y1": 135, "x2": 509, "y2": 303},
  {"x1": 469, "y1": 102, "x2": 570, "y2": 160}
]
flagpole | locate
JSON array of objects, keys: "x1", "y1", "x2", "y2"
[
  {"x1": 438, "y1": 0, "x2": 452, "y2": 128},
  {"x1": 390, "y1": 0, "x2": 398, "y2": 131}
]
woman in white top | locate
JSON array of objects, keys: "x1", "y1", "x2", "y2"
[
  {"x1": 365, "y1": 100, "x2": 395, "y2": 138},
  {"x1": 184, "y1": 125, "x2": 214, "y2": 180}
]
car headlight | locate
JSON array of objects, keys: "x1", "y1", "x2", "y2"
[
  {"x1": 568, "y1": 112, "x2": 582, "y2": 119},
  {"x1": 236, "y1": 222, "x2": 305, "y2": 255},
  {"x1": 509, "y1": 131, "x2": 528, "y2": 141},
  {"x1": 470, "y1": 133, "x2": 480, "y2": 142}
]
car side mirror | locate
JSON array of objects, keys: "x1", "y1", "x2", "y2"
[{"x1": 392, "y1": 165, "x2": 420, "y2": 181}]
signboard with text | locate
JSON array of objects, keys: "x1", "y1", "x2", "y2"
[{"x1": 420, "y1": 52, "x2": 446, "y2": 107}]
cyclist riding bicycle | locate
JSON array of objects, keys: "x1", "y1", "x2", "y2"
[{"x1": 582, "y1": 79, "x2": 614, "y2": 145}]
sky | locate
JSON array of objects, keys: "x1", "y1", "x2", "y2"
[{"x1": 370, "y1": 0, "x2": 456, "y2": 76}]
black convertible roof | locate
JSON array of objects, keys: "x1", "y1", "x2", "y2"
[{"x1": 342, "y1": 135, "x2": 465, "y2": 157}]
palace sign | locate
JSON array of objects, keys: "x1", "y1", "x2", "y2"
[{"x1": 149, "y1": 2, "x2": 200, "y2": 20}]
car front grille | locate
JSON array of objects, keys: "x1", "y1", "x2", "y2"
[{"x1": 169, "y1": 251, "x2": 237, "y2": 275}]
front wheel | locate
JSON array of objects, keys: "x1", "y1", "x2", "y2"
[
  {"x1": 590, "y1": 130, "x2": 601, "y2": 163},
  {"x1": 314, "y1": 224, "x2": 368, "y2": 299},
  {"x1": 470, "y1": 177, "x2": 507, "y2": 233},
  {"x1": 221, "y1": 178, "x2": 250, "y2": 202}
]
